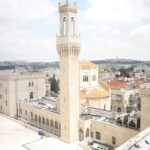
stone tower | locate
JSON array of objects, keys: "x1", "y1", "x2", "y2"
[
  {"x1": 56, "y1": 0, "x2": 81, "y2": 143},
  {"x1": 140, "y1": 84, "x2": 150, "y2": 131}
]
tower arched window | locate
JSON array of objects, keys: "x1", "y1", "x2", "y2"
[
  {"x1": 63, "y1": 17, "x2": 66, "y2": 36},
  {"x1": 71, "y1": 17, "x2": 75, "y2": 36}
]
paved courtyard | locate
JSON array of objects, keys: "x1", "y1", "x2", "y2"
[{"x1": 0, "y1": 114, "x2": 83, "y2": 150}]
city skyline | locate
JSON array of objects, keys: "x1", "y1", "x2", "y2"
[{"x1": 0, "y1": 0, "x2": 150, "y2": 62}]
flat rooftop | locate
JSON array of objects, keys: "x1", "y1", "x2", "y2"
[{"x1": 22, "y1": 96, "x2": 59, "y2": 114}]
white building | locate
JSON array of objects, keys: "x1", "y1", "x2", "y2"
[
  {"x1": 79, "y1": 60, "x2": 111, "y2": 111},
  {"x1": 109, "y1": 79, "x2": 140, "y2": 113}
]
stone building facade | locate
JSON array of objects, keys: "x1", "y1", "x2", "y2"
[
  {"x1": 140, "y1": 83, "x2": 150, "y2": 131},
  {"x1": 0, "y1": 73, "x2": 46, "y2": 117}
]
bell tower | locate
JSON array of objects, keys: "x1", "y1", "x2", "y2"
[{"x1": 56, "y1": 0, "x2": 81, "y2": 143}]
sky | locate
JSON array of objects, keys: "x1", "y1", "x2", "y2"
[{"x1": 0, "y1": 0, "x2": 150, "y2": 62}]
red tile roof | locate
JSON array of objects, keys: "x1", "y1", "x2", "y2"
[{"x1": 108, "y1": 80, "x2": 127, "y2": 90}]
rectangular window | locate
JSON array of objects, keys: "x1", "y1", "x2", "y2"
[
  {"x1": 96, "y1": 132, "x2": 101, "y2": 140},
  {"x1": 83, "y1": 75, "x2": 88, "y2": 82},
  {"x1": 0, "y1": 94, "x2": 2, "y2": 99},
  {"x1": 112, "y1": 136, "x2": 116, "y2": 145}
]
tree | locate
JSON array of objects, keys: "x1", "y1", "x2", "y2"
[{"x1": 50, "y1": 74, "x2": 59, "y2": 94}]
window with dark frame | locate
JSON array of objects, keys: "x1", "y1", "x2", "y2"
[
  {"x1": 112, "y1": 136, "x2": 116, "y2": 145},
  {"x1": 96, "y1": 132, "x2": 101, "y2": 140}
]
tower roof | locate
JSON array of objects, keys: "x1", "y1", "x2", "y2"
[{"x1": 59, "y1": 0, "x2": 77, "y2": 13}]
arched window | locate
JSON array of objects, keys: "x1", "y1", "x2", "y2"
[
  {"x1": 104, "y1": 104, "x2": 106, "y2": 110},
  {"x1": 117, "y1": 108, "x2": 121, "y2": 113},
  {"x1": 50, "y1": 120, "x2": 54, "y2": 127},
  {"x1": 59, "y1": 123, "x2": 61, "y2": 130},
  {"x1": 129, "y1": 120, "x2": 136, "y2": 128},
  {"x1": 116, "y1": 118, "x2": 122, "y2": 125},
  {"x1": 63, "y1": 17, "x2": 66, "y2": 36},
  {"x1": 31, "y1": 112, "x2": 33, "y2": 117},
  {"x1": 42, "y1": 117, "x2": 45, "y2": 124},
  {"x1": 46, "y1": 118, "x2": 49, "y2": 126},
  {"x1": 71, "y1": 17, "x2": 75, "y2": 36},
  {"x1": 35, "y1": 115, "x2": 37, "y2": 121},
  {"x1": 79, "y1": 129, "x2": 84, "y2": 141},
  {"x1": 55, "y1": 121, "x2": 58, "y2": 129},
  {"x1": 30, "y1": 92, "x2": 34, "y2": 99},
  {"x1": 38, "y1": 116, "x2": 41, "y2": 123},
  {"x1": 86, "y1": 128, "x2": 90, "y2": 137},
  {"x1": 29, "y1": 82, "x2": 31, "y2": 87},
  {"x1": 32, "y1": 82, "x2": 34, "y2": 86}
]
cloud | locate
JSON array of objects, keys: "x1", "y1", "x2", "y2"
[
  {"x1": 0, "y1": 0, "x2": 150, "y2": 62},
  {"x1": 85, "y1": 0, "x2": 150, "y2": 24},
  {"x1": 0, "y1": 0, "x2": 58, "y2": 62},
  {"x1": 0, "y1": 28, "x2": 57, "y2": 61},
  {"x1": 78, "y1": 0, "x2": 150, "y2": 61}
]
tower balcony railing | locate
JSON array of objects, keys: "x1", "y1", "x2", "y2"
[{"x1": 56, "y1": 35, "x2": 81, "y2": 45}]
